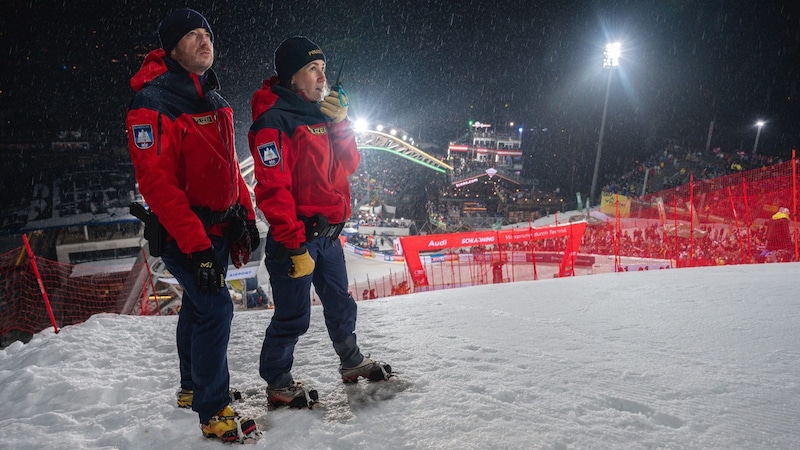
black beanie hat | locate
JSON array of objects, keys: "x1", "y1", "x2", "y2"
[
  {"x1": 158, "y1": 8, "x2": 213, "y2": 55},
  {"x1": 274, "y1": 36, "x2": 326, "y2": 84}
]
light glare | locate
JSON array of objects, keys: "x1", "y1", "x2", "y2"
[
  {"x1": 353, "y1": 119, "x2": 368, "y2": 132},
  {"x1": 604, "y1": 42, "x2": 621, "y2": 68}
]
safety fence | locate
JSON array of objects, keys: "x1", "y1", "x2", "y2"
[{"x1": 0, "y1": 235, "x2": 150, "y2": 347}]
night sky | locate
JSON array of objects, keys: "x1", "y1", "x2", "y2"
[{"x1": 2, "y1": 0, "x2": 799, "y2": 195}]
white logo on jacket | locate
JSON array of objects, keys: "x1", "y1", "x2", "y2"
[
  {"x1": 132, "y1": 124, "x2": 154, "y2": 150},
  {"x1": 258, "y1": 142, "x2": 280, "y2": 167}
]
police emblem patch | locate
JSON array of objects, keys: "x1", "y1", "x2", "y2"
[
  {"x1": 258, "y1": 142, "x2": 280, "y2": 167},
  {"x1": 132, "y1": 124, "x2": 154, "y2": 150}
]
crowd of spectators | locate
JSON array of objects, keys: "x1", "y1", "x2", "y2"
[
  {"x1": 466, "y1": 219, "x2": 793, "y2": 269},
  {"x1": 603, "y1": 145, "x2": 787, "y2": 198},
  {"x1": 350, "y1": 151, "x2": 441, "y2": 222}
]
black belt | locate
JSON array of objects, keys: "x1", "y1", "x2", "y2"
[
  {"x1": 300, "y1": 214, "x2": 345, "y2": 241},
  {"x1": 192, "y1": 204, "x2": 244, "y2": 229},
  {"x1": 313, "y1": 222, "x2": 345, "y2": 240}
]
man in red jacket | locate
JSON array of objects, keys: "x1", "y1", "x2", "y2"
[
  {"x1": 248, "y1": 36, "x2": 393, "y2": 409},
  {"x1": 126, "y1": 8, "x2": 259, "y2": 443}
]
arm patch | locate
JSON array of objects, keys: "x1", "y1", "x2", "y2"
[{"x1": 257, "y1": 142, "x2": 280, "y2": 167}]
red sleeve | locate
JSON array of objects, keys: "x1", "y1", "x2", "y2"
[
  {"x1": 330, "y1": 119, "x2": 360, "y2": 176},
  {"x1": 248, "y1": 126, "x2": 305, "y2": 249},
  {"x1": 126, "y1": 108, "x2": 211, "y2": 254}
]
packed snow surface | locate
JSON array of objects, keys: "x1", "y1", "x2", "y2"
[{"x1": 1, "y1": 259, "x2": 799, "y2": 449}]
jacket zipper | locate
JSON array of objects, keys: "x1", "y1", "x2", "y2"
[
  {"x1": 279, "y1": 132, "x2": 284, "y2": 172},
  {"x1": 213, "y1": 104, "x2": 237, "y2": 207},
  {"x1": 327, "y1": 130, "x2": 348, "y2": 223},
  {"x1": 157, "y1": 113, "x2": 162, "y2": 156}
]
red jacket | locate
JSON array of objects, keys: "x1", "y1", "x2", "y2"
[
  {"x1": 126, "y1": 49, "x2": 255, "y2": 255},
  {"x1": 248, "y1": 77, "x2": 359, "y2": 249}
]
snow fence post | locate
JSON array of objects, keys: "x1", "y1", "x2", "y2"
[{"x1": 21, "y1": 233, "x2": 59, "y2": 334}]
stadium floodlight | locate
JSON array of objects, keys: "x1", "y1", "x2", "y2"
[
  {"x1": 604, "y1": 42, "x2": 621, "y2": 68},
  {"x1": 353, "y1": 118, "x2": 369, "y2": 133},
  {"x1": 590, "y1": 41, "x2": 621, "y2": 204},
  {"x1": 752, "y1": 120, "x2": 765, "y2": 155}
]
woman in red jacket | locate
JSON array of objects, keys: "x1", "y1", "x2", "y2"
[{"x1": 248, "y1": 36, "x2": 393, "y2": 409}]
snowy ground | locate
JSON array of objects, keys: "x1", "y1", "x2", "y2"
[{"x1": 2, "y1": 257, "x2": 799, "y2": 449}]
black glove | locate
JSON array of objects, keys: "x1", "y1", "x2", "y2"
[
  {"x1": 247, "y1": 221, "x2": 260, "y2": 253},
  {"x1": 230, "y1": 220, "x2": 260, "y2": 268},
  {"x1": 193, "y1": 247, "x2": 225, "y2": 293}
]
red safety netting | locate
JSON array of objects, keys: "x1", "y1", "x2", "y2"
[
  {"x1": 599, "y1": 157, "x2": 799, "y2": 267},
  {"x1": 0, "y1": 239, "x2": 151, "y2": 342}
]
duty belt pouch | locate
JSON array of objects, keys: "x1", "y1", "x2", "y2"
[
  {"x1": 129, "y1": 203, "x2": 167, "y2": 257},
  {"x1": 300, "y1": 214, "x2": 344, "y2": 241},
  {"x1": 301, "y1": 214, "x2": 329, "y2": 242},
  {"x1": 192, "y1": 204, "x2": 247, "y2": 246}
]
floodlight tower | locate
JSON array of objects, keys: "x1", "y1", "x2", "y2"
[
  {"x1": 589, "y1": 42, "x2": 621, "y2": 204},
  {"x1": 752, "y1": 120, "x2": 765, "y2": 155}
]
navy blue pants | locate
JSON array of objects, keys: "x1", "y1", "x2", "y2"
[
  {"x1": 160, "y1": 235, "x2": 233, "y2": 423},
  {"x1": 260, "y1": 233, "x2": 363, "y2": 388}
]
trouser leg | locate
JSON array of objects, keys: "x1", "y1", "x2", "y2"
[
  {"x1": 161, "y1": 236, "x2": 233, "y2": 423},
  {"x1": 260, "y1": 233, "x2": 313, "y2": 387},
  {"x1": 176, "y1": 289, "x2": 193, "y2": 390},
  {"x1": 312, "y1": 238, "x2": 363, "y2": 368}
]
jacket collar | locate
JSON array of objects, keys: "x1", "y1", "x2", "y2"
[{"x1": 130, "y1": 49, "x2": 220, "y2": 99}]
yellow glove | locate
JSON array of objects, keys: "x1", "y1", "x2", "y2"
[
  {"x1": 320, "y1": 90, "x2": 348, "y2": 124},
  {"x1": 288, "y1": 247, "x2": 315, "y2": 278}
]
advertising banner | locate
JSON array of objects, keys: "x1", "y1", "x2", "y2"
[{"x1": 399, "y1": 221, "x2": 588, "y2": 286}]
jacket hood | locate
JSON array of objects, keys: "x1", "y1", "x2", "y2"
[
  {"x1": 130, "y1": 48, "x2": 219, "y2": 98},
  {"x1": 250, "y1": 76, "x2": 326, "y2": 122},
  {"x1": 130, "y1": 49, "x2": 169, "y2": 92},
  {"x1": 250, "y1": 76, "x2": 282, "y2": 121}
]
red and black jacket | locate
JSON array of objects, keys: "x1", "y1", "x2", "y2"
[
  {"x1": 126, "y1": 49, "x2": 255, "y2": 255},
  {"x1": 248, "y1": 77, "x2": 359, "y2": 250}
]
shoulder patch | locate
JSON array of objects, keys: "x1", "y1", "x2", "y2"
[
  {"x1": 257, "y1": 142, "x2": 280, "y2": 167},
  {"x1": 132, "y1": 124, "x2": 154, "y2": 150}
]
